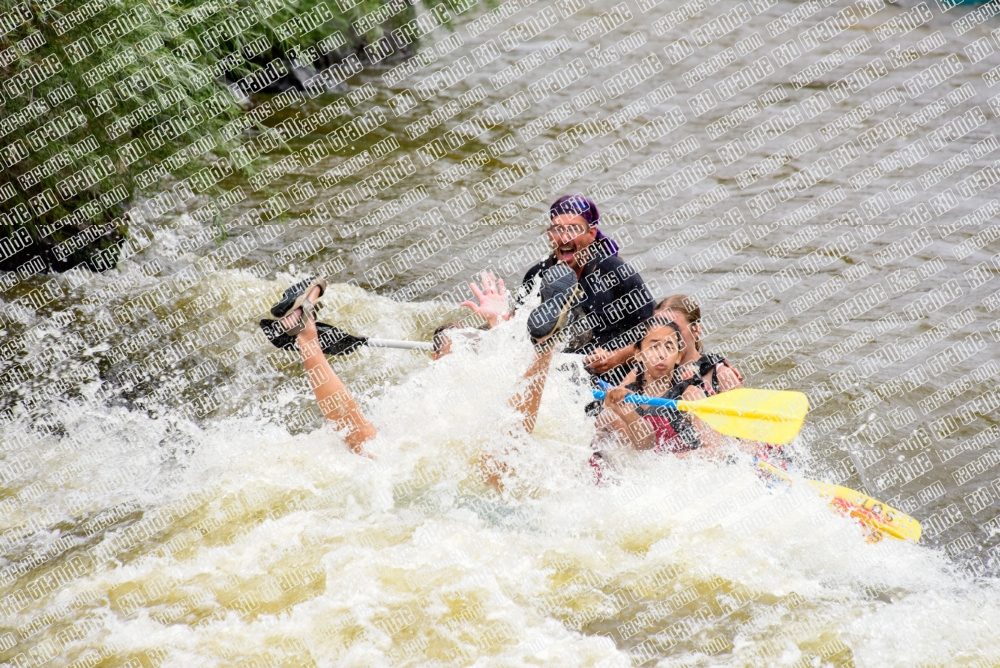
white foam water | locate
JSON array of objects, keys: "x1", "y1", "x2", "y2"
[{"x1": 3, "y1": 277, "x2": 1000, "y2": 667}]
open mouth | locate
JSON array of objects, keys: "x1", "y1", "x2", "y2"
[{"x1": 557, "y1": 245, "x2": 575, "y2": 262}]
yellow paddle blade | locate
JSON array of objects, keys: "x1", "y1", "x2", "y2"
[
  {"x1": 758, "y1": 461, "x2": 922, "y2": 543},
  {"x1": 675, "y1": 388, "x2": 809, "y2": 445}
]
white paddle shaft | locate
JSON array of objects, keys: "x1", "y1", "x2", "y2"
[
  {"x1": 363, "y1": 340, "x2": 588, "y2": 356},
  {"x1": 365, "y1": 338, "x2": 436, "y2": 351}
]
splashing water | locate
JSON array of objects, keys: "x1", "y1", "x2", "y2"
[{"x1": 3, "y1": 271, "x2": 1000, "y2": 668}]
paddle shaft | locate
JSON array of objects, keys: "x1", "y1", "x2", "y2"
[
  {"x1": 362, "y1": 341, "x2": 600, "y2": 355},
  {"x1": 333, "y1": 337, "x2": 591, "y2": 354},
  {"x1": 364, "y1": 338, "x2": 435, "y2": 351},
  {"x1": 591, "y1": 389, "x2": 677, "y2": 408}
]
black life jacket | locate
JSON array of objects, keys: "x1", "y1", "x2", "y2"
[
  {"x1": 695, "y1": 353, "x2": 730, "y2": 395},
  {"x1": 626, "y1": 380, "x2": 701, "y2": 453}
]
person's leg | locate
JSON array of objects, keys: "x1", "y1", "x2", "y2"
[{"x1": 281, "y1": 289, "x2": 376, "y2": 456}]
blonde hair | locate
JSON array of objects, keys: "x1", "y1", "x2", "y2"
[{"x1": 655, "y1": 294, "x2": 703, "y2": 352}]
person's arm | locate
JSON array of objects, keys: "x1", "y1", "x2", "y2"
[
  {"x1": 599, "y1": 387, "x2": 656, "y2": 450},
  {"x1": 295, "y1": 319, "x2": 377, "y2": 455},
  {"x1": 485, "y1": 343, "x2": 557, "y2": 491},
  {"x1": 714, "y1": 363, "x2": 743, "y2": 392},
  {"x1": 679, "y1": 385, "x2": 723, "y2": 457},
  {"x1": 585, "y1": 343, "x2": 636, "y2": 374},
  {"x1": 509, "y1": 344, "x2": 556, "y2": 434},
  {"x1": 697, "y1": 359, "x2": 743, "y2": 394}
]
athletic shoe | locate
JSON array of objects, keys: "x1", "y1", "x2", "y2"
[
  {"x1": 269, "y1": 274, "x2": 328, "y2": 318},
  {"x1": 268, "y1": 274, "x2": 327, "y2": 337},
  {"x1": 527, "y1": 264, "x2": 582, "y2": 343}
]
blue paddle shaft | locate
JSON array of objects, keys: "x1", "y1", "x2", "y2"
[{"x1": 592, "y1": 389, "x2": 678, "y2": 408}]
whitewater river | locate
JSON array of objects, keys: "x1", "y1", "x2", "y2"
[{"x1": 3, "y1": 0, "x2": 1000, "y2": 664}]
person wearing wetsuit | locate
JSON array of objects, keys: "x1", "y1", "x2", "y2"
[{"x1": 518, "y1": 195, "x2": 655, "y2": 384}]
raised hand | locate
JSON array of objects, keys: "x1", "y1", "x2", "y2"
[{"x1": 460, "y1": 271, "x2": 510, "y2": 328}]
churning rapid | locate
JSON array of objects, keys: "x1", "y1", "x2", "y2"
[
  {"x1": 4, "y1": 0, "x2": 1000, "y2": 665},
  {"x1": 5, "y1": 277, "x2": 1000, "y2": 666}
]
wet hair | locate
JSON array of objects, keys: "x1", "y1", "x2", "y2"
[
  {"x1": 432, "y1": 322, "x2": 462, "y2": 354},
  {"x1": 655, "y1": 294, "x2": 703, "y2": 352},
  {"x1": 633, "y1": 317, "x2": 685, "y2": 394}
]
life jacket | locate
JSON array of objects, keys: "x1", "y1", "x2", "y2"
[
  {"x1": 589, "y1": 375, "x2": 703, "y2": 484},
  {"x1": 690, "y1": 353, "x2": 741, "y2": 396},
  {"x1": 518, "y1": 238, "x2": 654, "y2": 351},
  {"x1": 626, "y1": 381, "x2": 701, "y2": 454}
]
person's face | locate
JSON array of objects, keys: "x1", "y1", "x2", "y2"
[
  {"x1": 657, "y1": 308, "x2": 700, "y2": 361},
  {"x1": 432, "y1": 336, "x2": 452, "y2": 361},
  {"x1": 547, "y1": 213, "x2": 597, "y2": 269},
  {"x1": 638, "y1": 326, "x2": 684, "y2": 381}
]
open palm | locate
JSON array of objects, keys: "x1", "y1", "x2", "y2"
[{"x1": 461, "y1": 271, "x2": 510, "y2": 327}]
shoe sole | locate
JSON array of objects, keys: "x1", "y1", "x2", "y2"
[
  {"x1": 270, "y1": 275, "x2": 328, "y2": 319},
  {"x1": 529, "y1": 284, "x2": 582, "y2": 344}
]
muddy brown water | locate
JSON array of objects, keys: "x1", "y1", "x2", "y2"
[{"x1": 2, "y1": 0, "x2": 1000, "y2": 665}]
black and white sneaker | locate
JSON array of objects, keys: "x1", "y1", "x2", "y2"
[
  {"x1": 269, "y1": 274, "x2": 328, "y2": 319},
  {"x1": 267, "y1": 274, "x2": 328, "y2": 337},
  {"x1": 527, "y1": 264, "x2": 582, "y2": 344}
]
